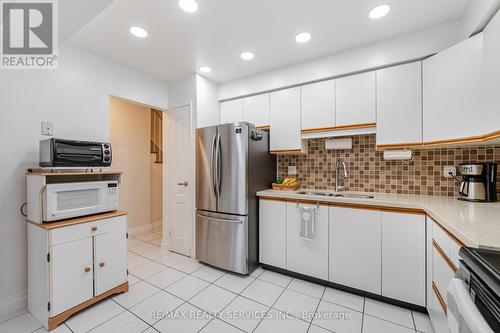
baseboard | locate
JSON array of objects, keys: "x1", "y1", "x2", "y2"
[
  {"x1": 160, "y1": 238, "x2": 169, "y2": 250},
  {"x1": 128, "y1": 223, "x2": 154, "y2": 237},
  {"x1": 0, "y1": 290, "x2": 27, "y2": 321}
]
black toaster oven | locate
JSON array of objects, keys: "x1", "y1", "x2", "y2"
[{"x1": 39, "y1": 138, "x2": 112, "y2": 167}]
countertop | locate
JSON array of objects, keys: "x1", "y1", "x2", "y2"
[{"x1": 257, "y1": 189, "x2": 500, "y2": 250}]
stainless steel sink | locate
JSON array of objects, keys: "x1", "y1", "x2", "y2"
[{"x1": 295, "y1": 190, "x2": 374, "y2": 199}]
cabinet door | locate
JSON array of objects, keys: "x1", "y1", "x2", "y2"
[
  {"x1": 423, "y1": 34, "x2": 484, "y2": 142},
  {"x1": 376, "y1": 62, "x2": 422, "y2": 146},
  {"x1": 220, "y1": 99, "x2": 244, "y2": 124},
  {"x1": 259, "y1": 199, "x2": 286, "y2": 268},
  {"x1": 94, "y1": 218, "x2": 127, "y2": 295},
  {"x1": 381, "y1": 212, "x2": 425, "y2": 306},
  {"x1": 50, "y1": 237, "x2": 94, "y2": 316},
  {"x1": 243, "y1": 94, "x2": 270, "y2": 128},
  {"x1": 301, "y1": 80, "x2": 335, "y2": 131},
  {"x1": 329, "y1": 206, "x2": 381, "y2": 294},
  {"x1": 286, "y1": 202, "x2": 328, "y2": 280},
  {"x1": 336, "y1": 72, "x2": 376, "y2": 127},
  {"x1": 269, "y1": 87, "x2": 303, "y2": 153},
  {"x1": 482, "y1": 10, "x2": 500, "y2": 134}
]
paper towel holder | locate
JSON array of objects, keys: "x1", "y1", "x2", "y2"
[{"x1": 383, "y1": 149, "x2": 414, "y2": 164}]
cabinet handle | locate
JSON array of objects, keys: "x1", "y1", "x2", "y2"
[
  {"x1": 84, "y1": 267, "x2": 91, "y2": 273},
  {"x1": 99, "y1": 262, "x2": 105, "y2": 268},
  {"x1": 91, "y1": 226, "x2": 98, "y2": 232}
]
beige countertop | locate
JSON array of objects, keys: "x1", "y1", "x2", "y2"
[{"x1": 257, "y1": 189, "x2": 500, "y2": 250}]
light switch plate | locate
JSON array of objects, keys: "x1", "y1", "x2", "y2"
[
  {"x1": 288, "y1": 166, "x2": 297, "y2": 175},
  {"x1": 443, "y1": 166, "x2": 457, "y2": 178},
  {"x1": 41, "y1": 121, "x2": 54, "y2": 136}
]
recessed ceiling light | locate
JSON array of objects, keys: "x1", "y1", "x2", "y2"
[
  {"x1": 199, "y1": 66, "x2": 212, "y2": 73},
  {"x1": 240, "y1": 51, "x2": 255, "y2": 60},
  {"x1": 369, "y1": 4, "x2": 390, "y2": 19},
  {"x1": 178, "y1": 0, "x2": 198, "y2": 13},
  {"x1": 130, "y1": 26, "x2": 148, "y2": 38},
  {"x1": 295, "y1": 32, "x2": 311, "y2": 44}
]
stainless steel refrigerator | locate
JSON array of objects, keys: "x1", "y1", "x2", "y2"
[{"x1": 196, "y1": 122, "x2": 276, "y2": 274}]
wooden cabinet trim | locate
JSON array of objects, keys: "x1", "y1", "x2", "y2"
[
  {"x1": 430, "y1": 217, "x2": 465, "y2": 247},
  {"x1": 301, "y1": 122, "x2": 376, "y2": 134},
  {"x1": 433, "y1": 239, "x2": 458, "y2": 272},
  {"x1": 377, "y1": 129, "x2": 500, "y2": 150},
  {"x1": 48, "y1": 282, "x2": 128, "y2": 331},
  {"x1": 432, "y1": 281, "x2": 448, "y2": 316},
  {"x1": 270, "y1": 149, "x2": 303, "y2": 154},
  {"x1": 27, "y1": 211, "x2": 128, "y2": 230},
  {"x1": 256, "y1": 125, "x2": 270, "y2": 130},
  {"x1": 259, "y1": 196, "x2": 288, "y2": 203}
]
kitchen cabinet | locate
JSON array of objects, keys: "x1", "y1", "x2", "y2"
[
  {"x1": 286, "y1": 202, "x2": 328, "y2": 280},
  {"x1": 335, "y1": 71, "x2": 376, "y2": 128},
  {"x1": 301, "y1": 80, "x2": 335, "y2": 132},
  {"x1": 269, "y1": 87, "x2": 306, "y2": 154},
  {"x1": 482, "y1": 9, "x2": 500, "y2": 135},
  {"x1": 259, "y1": 198, "x2": 287, "y2": 268},
  {"x1": 329, "y1": 206, "x2": 382, "y2": 294},
  {"x1": 243, "y1": 93, "x2": 270, "y2": 128},
  {"x1": 423, "y1": 33, "x2": 484, "y2": 143},
  {"x1": 381, "y1": 212, "x2": 425, "y2": 306},
  {"x1": 220, "y1": 99, "x2": 244, "y2": 124},
  {"x1": 28, "y1": 213, "x2": 128, "y2": 331},
  {"x1": 376, "y1": 62, "x2": 423, "y2": 147}
]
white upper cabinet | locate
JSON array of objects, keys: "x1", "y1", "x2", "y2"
[
  {"x1": 269, "y1": 87, "x2": 305, "y2": 153},
  {"x1": 336, "y1": 71, "x2": 376, "y2": 127},
  {"x1": 376, "y1": 62, "x2": 422, "y2": 147},
  {"x1": 423, "y1": 33, "x2": 484, "y2": 143},
  {"x1": 220, "y1": 99, "x2": 244, "y2": 124},
  {"x1": 243, "y1": 94, "x2": 270, "y2": 128},
  {"x1": 482, "y1": 10, "x2": 500, "y2": 134},
  {"x1": 301, "y1": 80, "x2": 335, "y2": 132}
]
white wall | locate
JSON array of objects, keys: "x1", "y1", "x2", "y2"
[
  {"x1": 195, "y1": 75, "x2": 219, "y2": 128},
  {"x1": 218, "y1": 21, "x2": 464, "y2": 100},
  {"x1": 0, "y1": 44, "x2": 168, "y2": 317}
]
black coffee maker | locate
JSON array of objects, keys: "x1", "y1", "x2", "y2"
[{"x1": 458, "y1": 163, "x2": 497, "y2": 202}]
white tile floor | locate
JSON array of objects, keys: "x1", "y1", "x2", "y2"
[{"x1": 0, "y1": 230, "x2": 434, "y2": 333}]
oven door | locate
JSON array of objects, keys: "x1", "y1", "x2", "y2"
[
  {"x1": 43, "y1": 181, "x2": 111, "y2": 221},
  {"x1": 53, "y1": 140, "x2": 107, "y2": 166}
]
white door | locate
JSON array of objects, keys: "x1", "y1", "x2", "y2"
[
  {"x1": 166, "y1": 105, "x2": 194, "y2": 256},
  {"x1": 94, "y1": 220, "x2": 127, "y2": 295},
  {"x1": 50, "y1": 237, "x2": 94, "y2": 316},
  {"x1": 329, "y1": 206, "x2": 382, "y2": 294}
]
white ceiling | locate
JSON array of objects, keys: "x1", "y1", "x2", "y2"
[{"x1": 68, "y1": 0, "x2": 471, "y2": 83}]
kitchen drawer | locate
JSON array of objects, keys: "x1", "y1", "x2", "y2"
[
  {"x1": 432, "y1": 242, "x2": 456, "y2": 303},
  {"x1": 432, "y1": 221, "x2": 450, "y2": 258},
  {"x1": 50, "y1": 216, "x2": 126, "y2": 246}
]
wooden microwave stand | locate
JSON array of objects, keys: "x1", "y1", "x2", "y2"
[{"x1": 26, "y1": 170, "x2": 128, "y2": 331}]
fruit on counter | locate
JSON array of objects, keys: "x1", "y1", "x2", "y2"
[
  {"x1": 281, "y1": 177, "x2": 298, "y2": 186},
  {"x1": 276, "y1": 178, "x2": 284, "y2": 184}
]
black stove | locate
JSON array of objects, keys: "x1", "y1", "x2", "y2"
[{"x1": 458, "y1": 247, "x2": 500, "y2": 332}]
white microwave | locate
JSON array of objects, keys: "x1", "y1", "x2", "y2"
[{"x1": 42, "y1": 181, "x2": 119, "y2": 222}]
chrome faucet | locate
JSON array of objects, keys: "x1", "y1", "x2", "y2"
[{"x1": 335, "y1": 159, "x2": 349, "y2": 191}]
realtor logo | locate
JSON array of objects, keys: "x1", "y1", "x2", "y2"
[{"x1": 1, "y1": 0, "x2": 58, "y2": 69}]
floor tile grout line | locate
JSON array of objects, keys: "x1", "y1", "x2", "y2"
[
  {"x1": 363, "y1": 312, "x2": 417, "y2": 331},
  {"x1": 411, "y1": 310, "x2": 418, "y2": 331},
  {"x1": 360, "y1": 296, "x2": 366, "y2": 333},
  {"x1": 0, "y1": 311, "x2": 33, "y2": 325},
  {"x1": 306, "y1": 285, "x2": 327, "y2": 333}
]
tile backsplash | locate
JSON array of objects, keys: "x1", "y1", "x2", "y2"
[{"x1": 277, "y1": 134, "x2": 500, "y2": 197}]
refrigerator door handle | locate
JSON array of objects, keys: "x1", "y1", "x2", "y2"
[
  {"x1": 211, "y1": 133, "x2": 217, "y2": 198},
  {"x1": 217, "y1": 133, "x2": 222, "y2": 197}
]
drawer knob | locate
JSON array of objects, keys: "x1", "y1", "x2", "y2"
[
  {"x1": 99, "y1": 262, "x2": 105, "y2": 268},
  {"x1": 91, "y1": 226, "x2": 98, "y2": 232},
  {"x1": 84, "y1": 267, "x2": 91, "y2": 273}
]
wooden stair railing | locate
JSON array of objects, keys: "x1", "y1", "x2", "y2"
[{"x1": 150, "y1": 109, "x2": 163, "y2": 163}]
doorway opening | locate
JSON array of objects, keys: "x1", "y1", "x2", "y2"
[{"x1": 109, "y1": 96, "x2": 164, "y2": 240}]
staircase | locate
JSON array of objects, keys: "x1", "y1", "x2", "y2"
[{"x1": 150, "y1": 109, "x2": 163, "y2": 163}]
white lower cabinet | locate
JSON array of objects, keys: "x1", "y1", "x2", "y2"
[
  {"x1": 286, "y1": 202, "x2": 328, "y2": 280},
  {"x1": 259, "y1": 199, "x2": 287, "y2": 268},
  {"x1": 28, "y1": 214, "x2": 128, "y2": 330},
  {"x1": 381, "y1": 212, "x2": 425, "y2": 306},
  {"x1": 329, "y1": 206, "x2": 382, "y2": 294}
]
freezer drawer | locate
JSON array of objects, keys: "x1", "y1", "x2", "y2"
[{"x1": 196, "y1": 211, "x2": 248, "y2": 274}]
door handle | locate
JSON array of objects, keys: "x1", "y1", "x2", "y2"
[{"x1": 177, "y1": 181, "x2": 188, "y2": 186}]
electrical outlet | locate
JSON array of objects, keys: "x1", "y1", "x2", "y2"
[
  {"x1": 288, "y1": 166, "x2": 297, "y2": 175},
  {"x1": 41, "y1": 121, "x2": 54, "y2": 136},
  {"x1": 443, "y1": 166, "x2": 457, "y2": 178}
]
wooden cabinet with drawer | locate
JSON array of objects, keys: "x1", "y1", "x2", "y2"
[{"x1": 28, "y1": 212, "x2": 129, "y2": 331}]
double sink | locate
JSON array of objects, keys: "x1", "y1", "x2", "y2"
[{"x1": 295, "y1": 190, "x2": 374, "y2": 199}]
